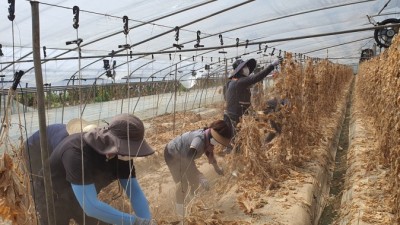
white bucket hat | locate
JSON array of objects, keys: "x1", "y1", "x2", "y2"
[{"x1": 66, "y1": 118, "x2": 98, "y2": 135}]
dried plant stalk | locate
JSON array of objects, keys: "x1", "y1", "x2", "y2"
[
  {"x1": 356, "y1": 35, "x2": 400, "y2": 222},
  {"x1": 223, "y1": 52, "x2": 353, "y2": 215}
]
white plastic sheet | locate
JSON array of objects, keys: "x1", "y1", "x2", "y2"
[{"x1": 0, "y1": 0, "x2": 399, "y2": 86}]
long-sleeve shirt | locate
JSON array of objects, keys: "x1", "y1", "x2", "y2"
[{"x1": 225, "y1": 64, "x2": 275, "y2": 122}]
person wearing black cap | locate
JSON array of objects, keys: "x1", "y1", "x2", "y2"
[
  {"x1": 34, "y1": 114, "x2": 156, "y2": 225},
  {"x1": 164, "y1": 120, "x2": 232, "y2": 217},
  {"x1": 224, "y1": 57, "x2": 282, "y2": 141}
]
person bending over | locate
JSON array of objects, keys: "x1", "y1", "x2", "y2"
[
  {"x1": 164, "y1": 120, "x2": 232, "y2": 216},
  {"x1": 34, "y1": 114, "x2": 156, "y2": 225}
]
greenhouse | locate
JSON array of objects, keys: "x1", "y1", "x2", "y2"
[{"x1": 0, "y1": 0, "x2": 399, "y2": 224}]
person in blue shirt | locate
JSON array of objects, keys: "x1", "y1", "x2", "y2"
[{"x1": 30, "y1": 114, "x2": 156, "y2": 225}]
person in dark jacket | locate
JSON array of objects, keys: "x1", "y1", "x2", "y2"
[
  {"x1": 24, "y1": 120, "x2": 98, "y2": 176},
  {"x1": 223, "y1": 57, "x2": 282, "y2": 144},
  {"x1": 164, "y1": 120, "x2": 232, "y2": 217},
  {"x1": 263, "y1": 97, "x2": 290, "y2": 142},
  {"x1": 24, "y1": 124, "x2": 69, "y2": 177},
  {"x1": 31, "y1": 114, "x2": 156, "y2": 225}
]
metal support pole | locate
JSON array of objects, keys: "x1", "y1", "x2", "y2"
[
  {"x1": 0, "y1": 76, "x2": 4, "y2": 117},
  {"x1": 173, "y1": 64, "x2": 178, "y2": 135},
  {"x1": 24, "y1": 83, "x2": 28, "y2": 113},
  {"x1": 31, "y1": 1, "x2": 56, "y2": 225}
]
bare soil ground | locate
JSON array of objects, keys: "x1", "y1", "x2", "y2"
[
  {"x1": 334, "y1": 87, "x2": 395, "y2": 225},
  {"x1": 5, "y1": 85, "x2": 385, "y2": 225},
  {"x1": 96, "y1": 93, "x2": 350, "y2": 225}
]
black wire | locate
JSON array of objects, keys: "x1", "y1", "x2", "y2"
[
  {"x1": 378, "y1": 0, "x2": 393, "y2": 15},
  {"x1": 36, "y1": 1, "x2": 237, "y2": 39}
]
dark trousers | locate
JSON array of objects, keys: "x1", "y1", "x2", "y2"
[{"x1": 223, "y1": 112, "x2": 238, "y2": 138}]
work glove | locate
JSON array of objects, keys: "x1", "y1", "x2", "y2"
[
  {"x1": 133, "y1": 217, "x2": 157, "y2": 225},
  {"x1": 271, "y1": 56, "x2": 283, "y2": 67},
  {"x1": 213, "y1": 164, "x2": 224, "y2": 176},
  {"x1": 198, "y1": 174, "x2": 210, "y2": 191}
]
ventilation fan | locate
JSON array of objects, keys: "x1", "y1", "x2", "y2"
[{"x1": 374, "y1": 18, "x2": 400, "y2": 48}]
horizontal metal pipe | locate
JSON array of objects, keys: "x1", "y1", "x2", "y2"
[
  {"x1": 19, "y1": 0, "x2": 217, "y2": 74},
  {"x1": 174, "y1": 0, "x2": 377, "y2": 47},
  {"x1": 303, "y1": 36, "x2": 373, "y2": 54},
  {"x1": 40, "y1": 0, "x2": 217, "y2": 58},
  {"x1": 0, "y1": 52, "x2": 32, "y2": 72},
  {"x1": 118, "y1": 0, "x2": 254, "y2": 52},
  {"x1": 19, "y1": 1, "x2": 251, "y2": 79},
  {"x1": 370, "y1": 12, "x2": 399, "y2": 17},
  {"x1": 1, "y1": 23, "x2": 396, "y2": 64}
]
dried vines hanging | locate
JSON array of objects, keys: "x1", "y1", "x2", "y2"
[
  {"x1": 356, "y1": 35, "x2": 400, "y2": 222},
  {"x1": 224, "y1": 52, "x2": 353, "y2": 215}
]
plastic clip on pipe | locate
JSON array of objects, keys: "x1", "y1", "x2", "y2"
[
  {"x1": 194, "y1": 30, "x2": 204, "y2": 48},
  {"x1": 173, "y1": 28, "x2": 184, "y2": 48},
  {"x1": 257, "y1": 43, "x2": 262, "y2": 54},
  {"x1": 109, "y1": 50, "x2": 115, "y2": 57},
  {"x1": 218, "y1": 34, "x2": 227, "y2": 53},
  {"x1": 66, "y1": 38, "x2": 83, "y2": 46},
  {"x1": 173, "y1": 43, "x2": 184, "y2": 50},
  {"x1": 103, "y1": 59, "x2": 110, "y2": 71},
  {"x1": 174, "y1": 26, "x2": 180, "y2": 42},
  {"x1": 123, "y1": 16, "x2": 129, "y2": 35},
  {"x1": 270, "y1": 48, "x2": 276, "y2": 56},
  {"x1": 8, "y1": 0, "x2": 15, "y2": 21},
  {"x1": 12, "y1": 70, "x2": 24, "y2": 91},
  {"x1": 72, "y1": 6, "x2": 79, "y2": 29},
  {"x1": 43, "y1": 46, "x2": 47, "y2": 58},
  {"x1": 118, "y1": 44, "x2": 131, "y2": 49}
]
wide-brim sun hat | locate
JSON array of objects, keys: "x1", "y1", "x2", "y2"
[
  {"x1": 210, "y1": 128, "x2": 231, "y2": 148},
  {"x1": 67, "y1": 118, "x2": 98, "y2": 135},
  {"x1": 83, "y1": 114, "x2": 154, "y2": 157},
  {"x1": 229, "y1": 58, "x2": 257, "y2": 78}
]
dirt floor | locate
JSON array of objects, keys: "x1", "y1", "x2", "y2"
[
  {"x1": 95, "y1": 92, "x2": 350, "y2": 225},
  {"x1": 333, "y1": 82, "x2": 395, "y2": 224},
  {"x1": 1, "y1": 79, "x2": 393, "y2": 225},
  {"x1": 100, "y1": 104, "x2": 232, "y2": 224},
  {"x1": 318, "y1": 83, "x2": 352, "y2": 225}
]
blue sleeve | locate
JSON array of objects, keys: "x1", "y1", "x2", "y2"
[
  {"x1": 71, "y1": 183, "x2": 139, "y2": 225},
  {"x1": 119, "y1": 178, "x2": 151, "y2": 219}
]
